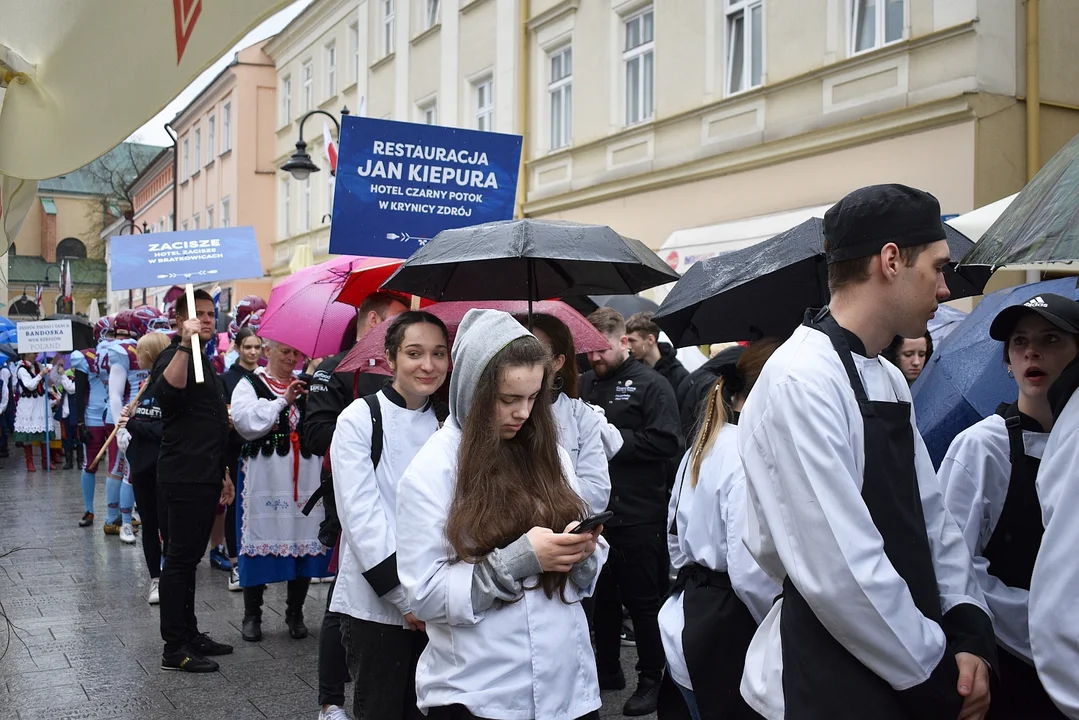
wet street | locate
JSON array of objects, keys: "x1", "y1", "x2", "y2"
[{"x1": 0, "y1": 462, "x2": 650, "y2": 720}]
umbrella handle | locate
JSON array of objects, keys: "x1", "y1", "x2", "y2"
[{"x1": 185, "y1": 284, "x2": 205, "y2": 385}]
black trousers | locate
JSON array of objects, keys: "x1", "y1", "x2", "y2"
[
  {"x1": 426, "y1": 707, "x2": 599, "y2": 720},
  {"x1": 594, "y1": 523, "x2": 669, "y2": 682},
  {"x1": 158, "y1": 482, "x2": 220, "y2": 654},
  {"x1": 342, "y1": 616, "x2": 427, "y2": 720},
  {"x1": 318, "y1": 579, "x2": 349, "y2": 707},
  {"x1": 131, "y1": 466, "x2": 165, "y2": 580}
]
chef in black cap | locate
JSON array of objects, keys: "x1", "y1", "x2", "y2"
[{"x1": 737, "y1": 184, "x2": 997, "y2": 719}]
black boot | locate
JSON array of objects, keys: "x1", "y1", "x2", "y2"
[
  {"x1": 241, "y1": 585, "x2": 264, "y2": 642},
  {"x1": 284, "y1": 578, "x2": 311, "y2": 640},
  {"x1": 75, "y1": 443, "x2": 84, "y2": 468},
  {"x1": 63, "y1": 447, "x2": 74, "y2": 470},
  {"x1": 623, "y1": 674, "x2": 661, "y2": 716}
]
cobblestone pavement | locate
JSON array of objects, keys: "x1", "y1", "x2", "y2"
[{"x1": 0, "y1": 461, "x2": 653, "y2": 720}]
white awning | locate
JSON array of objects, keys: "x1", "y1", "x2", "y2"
[
  {"x1": 658, "y1": 203, "x2": 835, "y2": 275},
  {"x1": 945, "y1": 193, "x2": 1018, "y2": 242}
]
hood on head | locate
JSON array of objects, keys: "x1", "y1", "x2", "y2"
[{"x1": 449, "y1": 309, "x2": 534, "y2": 428}]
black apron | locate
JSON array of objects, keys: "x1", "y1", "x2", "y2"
[
  {"x1": 983, "y1": 404, "x2": 1065, "y2": 719},
  {"x1": 779, "y1": 311, "x2": 961, "y2": 720}
]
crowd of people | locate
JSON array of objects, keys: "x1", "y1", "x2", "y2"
[{"x1": 3, "y1": 182, "x2": 1079, "y2": 720}]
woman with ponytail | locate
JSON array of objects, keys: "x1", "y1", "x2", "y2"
[
  {"x1": 396, "y1": 309, "x2": 608, "y2": 720},
  {"x1": 658, "y1": 339, "x2": 782, "y2": 720}
]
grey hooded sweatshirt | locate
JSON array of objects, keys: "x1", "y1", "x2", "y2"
[{"x1": 449, "y1": 309, "x2": 599, "y2": 610}]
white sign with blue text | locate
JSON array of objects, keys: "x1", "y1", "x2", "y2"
[
  {"x1": 109, "y1": 227, "x2": 263, "y2": 291},
  {"x1": 329, "y1": 116, "x2": 523, "y2": 258}
]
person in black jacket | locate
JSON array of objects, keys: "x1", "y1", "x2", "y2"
[
  {"x1": 626, "y1": 312, "x2": 690, "y2": 399},
  {"x1": 580, "y1": 308, "x2": 682, "y2": 717},
  {"x1": 302, "y1": 290, "x2": 407, "y2": 720},
  {"x1": 118, "y1": 331, "x2": 172, "y2": 606},
  {"x1": 153, "y1": 289, "x2": 236, "y2": 673},
  {"x1": 676, "y1": 344, "x2": 746, "y2": 441}
]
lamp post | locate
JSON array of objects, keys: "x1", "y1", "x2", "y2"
[{"x1": 281, "y1": 106, "x2": 350, "y2": 181}]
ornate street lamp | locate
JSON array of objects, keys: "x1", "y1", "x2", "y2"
[{"x1": 282, "y1": 106, "x2": 350, "y2": 181}]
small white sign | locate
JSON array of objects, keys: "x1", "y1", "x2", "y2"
[{"x1": 16, "y1": 320, "x2": 74, "y2": 354}]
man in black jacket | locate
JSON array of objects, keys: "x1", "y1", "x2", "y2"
[
  {"x1": 153, "y1": 289, "x2": 236, "y2": 673},
  {"x1": 302, "y1": 290, "x2": 406, "y2": 720},
  {"x1": 626, "y1": 311, "x2": 690, "y2": 400},
  {"x1": 580, "y1": 308, "x2": 681, "y2": 717}
]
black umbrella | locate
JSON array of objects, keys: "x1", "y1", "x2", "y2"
[
  {"x1": 44, "y1": 314, "x2": 94, "y2": 350},
  {"x1": 563, "y1": 294, "x2": 661, "y2": 318},
  {"x1": 0, "y1": 343, "x2": 17, "y2": 360},
  {"x1": 380, "y1": 219, "x2": 680, "y2": 323},
  {"x1": 654, "y1": 218, "x2": 991, "y2": 347}
]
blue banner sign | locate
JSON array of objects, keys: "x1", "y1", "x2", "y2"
[
  {"x1": 329, "y1": 116, "x2": 522, "y2": 258},
  {"x1": 109, "y1": 227, "x2": 263, "y2": 291}
]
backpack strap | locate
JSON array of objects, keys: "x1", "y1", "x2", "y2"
[
  {"x1": 995, "y1": 402, "x2": 1025, "y2": 464},
  {"x1": 365, "y1": 393, "x2": 383, "y2": 471}
]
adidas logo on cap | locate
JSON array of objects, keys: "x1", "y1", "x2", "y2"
[{"x1": 1025, "y1": 296, "x2": 1049, "y2": 308}]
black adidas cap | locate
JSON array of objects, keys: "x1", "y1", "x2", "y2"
[{"x1": 989, "y1": 293, "x2": 1079, "y2": 341}]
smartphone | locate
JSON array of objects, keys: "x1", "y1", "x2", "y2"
[{"x1": 570, "y1": 511, "x2": 614, "y2": 534}]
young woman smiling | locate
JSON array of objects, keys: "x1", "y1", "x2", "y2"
[
  {"x1": 329, "y1": 311, "x2": 450, "y2": 720},
  {"x1": 938, "y1": 293, "x2": 1079, "y2": 719},
  {"x1": 396, "y1": 309, "x2": 607, "y2": 720}
]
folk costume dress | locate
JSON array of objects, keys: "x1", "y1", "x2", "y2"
[
  {"x1": 232, "y1": 368, "x2": 331, "y2": 587},
  {"x1": 13, "y1": 360, "x2": 48, "y2": 443}
]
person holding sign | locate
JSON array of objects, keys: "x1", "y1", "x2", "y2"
[
  {"x1": 153, "y1": 289, "x2": 236, "y2": 673},
  {"x1": 14, "y1": 353, "x2": 50, "y2": 472}
]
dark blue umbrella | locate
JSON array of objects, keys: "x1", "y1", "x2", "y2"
[{"x1": 913, "y1": 277, "x2": 1079, "y2": 467}]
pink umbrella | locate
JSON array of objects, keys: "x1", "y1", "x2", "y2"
[
  {"x1": 258, "y1": 255, "x2": 403, "y2": 358},
  {"x1": 337, "y1": 300, "x2": 609, "y2": 375}
]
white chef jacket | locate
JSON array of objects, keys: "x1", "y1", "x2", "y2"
[
  {"x1": 659, "y1": 424, "x2": 781, "y2": 691},
  {"x1": 938, "y1": 412, "x2": 1048, "y2": 662},
  {"x1": 738, "y1": 324, "x2": 989, "y2": 720},
  {"x1": 551, "y1": 392, "x2": 618, "y2": 514},
  {"x1": 396, "y1": 420, "x2": 609, "y2": 720},
  {"x1": 1030, "y1": 389, "x2": 1079, "y2": 719},
  {"x1": 329, "y1": 390, "x2": 440, "y2": 626}
]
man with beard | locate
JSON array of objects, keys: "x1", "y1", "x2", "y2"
[{"x1": 580, "y1": 307, "x2": 681, "y2": 716}]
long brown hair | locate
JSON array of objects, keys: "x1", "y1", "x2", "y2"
[
  {"x1": 446, "y1": 336, "x2": 586, "y2": 600},
  {"x1": 689, "y1": 339, "x2": 781, "y2": 487},
  {"x1": 529, "y1": 313, "x2": 580, "y2": 399}
]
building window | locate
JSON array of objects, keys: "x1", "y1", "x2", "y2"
[
  {"x1": 193, "y1": 127, "x2": 201, "y2": 169},
  {"x1": 222, "y1": 102, "x2": 232, "y2": 152},
  {"x1": 548, "y1": 46, "x2": 572, "y2": 150},
  {"x1": 281, "y1": 75, "x2": 292, "y2": 124},
  {"x1": 851, "y1": 0, "x2": 903, "y2": 54},
  {"x1": 221, "y1": 197, "x2": 230, "y2": 228},
  {"x1": 193, "y1": 213, "x2": 200, "y2": 230},
  {"x1": 181, "y1": 138, "x2": 189, "y2": 179},
  {"x1": 302, "y1": 61, "x2": 314, "y2": 112},
  {"x1": 624, "y1": 7, "x2": 654, "y2": 125},
  {"x1": 426, "y1": 0, "x2": 440, "y2": 28},
  {"x1": 475, "y1": 77, "x2": 493, "y2": 131},
  {"x1": 383, "y1": 0, "x2": 396, "y2": 56},
  {"x1": 281, "y1": 179, "x2": 291, "y2": 238},
  {"x1": 206, "y1": 206, "x2": 214, "y2": 229},
  {"x1": 350, "y1": 23, "x2": 360, "y2": 82},
  {"x1": 420, "y1": 100, "x2": 438, "y2": 125},
  {"x1": 726, "y1": 0, "x2": 763, "y2": 94},
  {"x1": 207, "y1": 115, "x2": 216, "y2": 160},
  {"x1": 326, "y1": 42, "x2": 337, "y2": 97},
  {"x1": 303, "y1": 177, "x2": 312, "y2": 231}
]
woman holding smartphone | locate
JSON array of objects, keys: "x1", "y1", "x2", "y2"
[
  {"x1": 397, "y1": 309, "x2": 607, "y2": 720},
  {"x1": 328, "y1": 311, "x2": 450, "y2": 720}
]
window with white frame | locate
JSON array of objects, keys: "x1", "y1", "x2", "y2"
[
  {"x1": 383, "y1": 0, "x2": 396, "y2": 56},
  {"x1": 303, "y1": 177, "x2": 312, "y2": 231},
  {"x1": 350, "y1": 23, "x2": 360, "y2": 82},
  {"x1": 206, "y1": 206, "x2": 214, "y2": 229},
  {"x1": 193, "y1": 213, "x2": 200, "y2": 230},
  {"x1": 426, "y1": 0, "x2": 440, "y2": 28},
  {"x1": 420, "y1": 99, "x2": 438, "y2": 125},
  {"x1": 475, "y1": 78, "x2": 493, "y2": 131},
  {"x1": 193, "y1": 127, "x2": 201, "y2": 169},
  {"x1": 281, "y1": 179, "x2": 291, "y2": 238},
  {"x1": 181, "y1": 138, "x2": 189, "y2": 179},
  {"x1": 548, "y1": 46, "x2": 572, "y2": 150},
  {"x1": 623, "y1": 7, "x2": 654, "y2": 125},
  {"x1": 302, "y1": 61, "x2": 314, "y2": 112},
  {"x1": 726, "y1": 0, "x2": 763, "y2": 94},
  {"x1": 222, "y1": 102, "x2": 232, "y2": 152},
  {"x1": 221, "y1": 197, "x2": 231, "y2": 228},
  {"x1": 207, "y1": 115, "x2": 216, "y2": 160},
  {"x1": 851, "y1": 0, "x2": 903, "y2": 54},
  {"x1": 281, "y1": 75, "x2": 292, "y2": 124},
  {"x1": 326, "y1": 42, "x2": 337, "y2": 97}
]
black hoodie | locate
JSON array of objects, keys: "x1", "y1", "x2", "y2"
[
  {"x1": 652, "y1": 342, "x2": 690, "y2": 402},
  {"x1": 677, "y1": 345, "x2": 746, "y2": 440}
]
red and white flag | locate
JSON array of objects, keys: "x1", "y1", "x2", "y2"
[
  {"x1": 34, "y1": 284, "x2": 42, "y2": 312},
  {"x1": 323, "y1": 121, "x2": 338, "y2": 176},
  {"x1": 62, "y1": 260, "x2": 73, "y2": 305}
]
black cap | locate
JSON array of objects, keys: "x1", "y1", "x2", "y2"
[
  {"x1": 989, "y1": 293, "x2": 1079, "y2": 341},
  {"x1": 824, "y1": 184, "x2": 947, "y2": 264}
]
